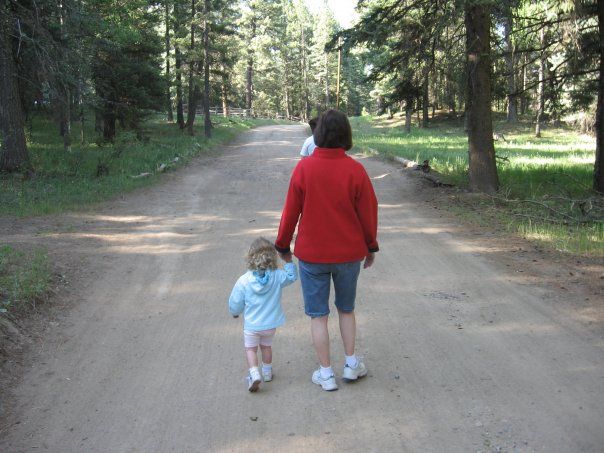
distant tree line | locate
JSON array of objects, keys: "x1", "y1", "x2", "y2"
[
  {"x1": 339, "y1": 0, "x2": 602, "y2": 192},
  {"x1": 0, "y1": 0, "x2": 602, "y2": 193},
  {"x1": 1, "y1": 0, "x2": 367, "y2": 172}
]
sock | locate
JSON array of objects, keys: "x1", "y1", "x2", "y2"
[
  {"x1": 345, "y1": 354, "x2": 358, "y2": 368},
  {"x1": 320, "y1": 365, "x2": 334, "y2": 379},
  {"x1": 249, "y1": 366, "x2": 259, "y2": 375},
  {"x1": 262, "y1": 363, "x2": 272, "y2": 374}
]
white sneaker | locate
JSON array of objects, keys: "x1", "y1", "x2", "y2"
[
  {"x1": 342, "y1": 361, "x2": 368, "y2": 381},
  {"x1": 262, "y1": 368, "x2": 273, "y2": 382},
  {"x1": 247, "y1": 368, "x2": 262, "y2": 392},
  {"x1": 312, "y1": 369, "x2": 338, "y2": 391}
]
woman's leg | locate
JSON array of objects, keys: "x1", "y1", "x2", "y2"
[
  {"x1": 337, "y1": 309, "x2": 356, "y2": 356},
  {"x1": 332, "y1": 261, "x2": 361, "y2": 357},
  {"x1": 311, "y1": 315, "x2": 331, "y2": 367}
]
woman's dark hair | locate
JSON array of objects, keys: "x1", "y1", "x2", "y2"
[
  {"x1": 313, "y1": 110, "x2": 353, "y2": 150},
  {"x1": 308, "y1": 117, "x2": 318, "y2": 132}
]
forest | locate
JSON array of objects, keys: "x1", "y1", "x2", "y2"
[{"x1": 0, "y1": 0, "x2": 601, "y2": 194}]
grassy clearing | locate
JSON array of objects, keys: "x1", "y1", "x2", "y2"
[
  {"x1": 350, "y1": 114, "x2": 603, "y2": 256},
  {"x1": 1, "y1": 113, "x2": 285, "y2": 217},
  {"x1": 0, "y1": 245, "x2": 51, "y2": 315}
]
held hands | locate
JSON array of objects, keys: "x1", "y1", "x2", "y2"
[
  {"x1": 279, "y1": 251, "x2": 293, "y2": 263},
  {"x1": 363, "y1": 252, "x2": 375, "y2": 269}
]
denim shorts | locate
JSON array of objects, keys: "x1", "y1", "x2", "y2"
[{"x1": 299, "y1": 260, "x2": 362, "y2": 318}]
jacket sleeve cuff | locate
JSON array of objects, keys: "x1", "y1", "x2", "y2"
[
  {"x1": 368, "y1": 245, "x2": 379, "y2": 253},
  {"x1": 275, "y1": 244, "x2": 291, "y2": 254}
]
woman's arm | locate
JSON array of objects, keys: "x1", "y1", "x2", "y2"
[
  {"x1": 275, "y1": 166, "x2": 303, "y2": 254},
  {"x1": 356, "y1": 170, "x2": 379, "y2": 254}
]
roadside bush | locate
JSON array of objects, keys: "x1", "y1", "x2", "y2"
[{"x1": 0, "y1": 246, "x2": 51, "y2": 314}]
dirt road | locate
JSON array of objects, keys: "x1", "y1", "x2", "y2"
[{"x1": 1, "y1": 125, "x2": 603, "y2": 452}]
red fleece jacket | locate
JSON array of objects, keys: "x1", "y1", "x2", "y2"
[{"x1": 275, "y1": 147, "x2": 379, "y2": 263}]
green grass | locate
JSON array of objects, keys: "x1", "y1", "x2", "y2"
[
  {"x1": 0, "y1": 245, "x2": 51, "y2": 314},
  {"x1": 350, "y1": 114, "x2": 603, "y2": 256},
  {"x1": 1, "y1": 113, "x2": 285, "y2": 217}
]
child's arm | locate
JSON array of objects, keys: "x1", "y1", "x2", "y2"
[
  {"x1": 228, "y1": 280, "x2": 245, "y2": 317},
  {"x1": 279, "y1": 261, "x2": 298, "y2": 288}
]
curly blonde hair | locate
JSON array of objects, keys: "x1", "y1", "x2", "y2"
[{"x1": 246, "y1": 237, "x2": 279, "y2": 271}]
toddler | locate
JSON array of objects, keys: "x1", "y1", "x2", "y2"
[{"x1": 229, "y1": 237, "x2": 297, "y2": 392}]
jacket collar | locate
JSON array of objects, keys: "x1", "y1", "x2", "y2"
[{"x1": 312, "y1": 147, "x2": 346, "y2": 158}]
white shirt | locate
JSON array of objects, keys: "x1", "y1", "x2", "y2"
[{"x1": 300, "y1": 135, "x2": 316, "y2": 157}]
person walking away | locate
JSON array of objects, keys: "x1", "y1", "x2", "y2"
[
  {"x1": 229, "y1": 237, "x2": 298, "y2": 392},
  {"x1": 300, "y1": 117, "x2": 318, "y2": 158},
  {"x1": 275, "y1": 110, "x2": 379, "y2": 391}
]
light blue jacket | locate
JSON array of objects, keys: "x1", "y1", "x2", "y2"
[{"x1": 228, "y1": 262, "x2": 298, "y2": 331}]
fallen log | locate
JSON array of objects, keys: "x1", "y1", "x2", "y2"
[{"x1": 392, "y1": 156, "x2": 454, "y2": 187}]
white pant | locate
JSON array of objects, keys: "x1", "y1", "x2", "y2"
[{"x1": 243, "y1": 328, "x2": 276, "y2": 348}]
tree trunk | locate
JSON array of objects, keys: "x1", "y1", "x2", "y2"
[
  {"x1": 55, "y1": 86, "x2": 72, "y2": 152},
  {"x1": 504, "y1": 8, "x2": 517, "y2": 123},
  {"x1": 221, "y1": 67, "x2": 229, "y2": 117},
  {"x1": 202, "y1": 0, "x2": 211, "y2": 138},
  {"x1": 103, "y1": 109, "x2": 116, "y2": 142},
  {"x1": 175, "y1": 44, "x2": 185, "y2": 128},
  {"x1": 284, "y1": 80, "x2": 291, "y2": 120},
  {"x1": 376, "y1": 95, "x2": 384, "y2": 115},
  {"x1": 165, "y1": 2, "x2": 174, "y2": 122},
  {"x1": 535, "y1": 28, "x2": 545, "y2": 138},
  {"x1": 465, "y1": 2, "x2": 499, "y2": 193},
  {"x1": 186, "y1": 84, "x2": 200, "y2": 135},
  {"x1": 301, "y1": 25, "x2": 309, "y2": 121},
  {"x1": 421, "y1": 66, "x2": 429, "y2": 127},
  {"x1": 95, "y1": 110, "x2": 103, "y2": 133},
  {"x1": 76, "y1": 76, "x2": 85, "y2": 144},
  {"x1": 520, "y1": 52, "x2": 527, "y2": 115},
  {"x1": 336, "y1": 38, "x2": 342, "y2": 110},
  {"x1": 246, "y1": 56, "x2": 253, "y2": 113},
  {"x1": 594, "y1": 0, "x2": 604, "y2": 193},
  {"x1": 246, "y1": 17, "x2": 256, "y2": 114},
  {"x1": 405, "y1": 101, "x2": 413, "y2": 133},
  {"x1": 0, "y1": 8, "x2": 30, "y2": 172},
  {"x1": 62, "y1": 88, "x2": 71, "y2": 152},
  {"x1": 56, "y1": 1, "x2": 71, "y2": 152},
  {"x1": 324, "y1": 53, "x2": 330, "y2": 108},
  {"x1": 185, "y1": 0, "x2": 197, "y2": 135}
]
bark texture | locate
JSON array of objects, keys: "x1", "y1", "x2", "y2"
[
  {"x1": 595, "y1": 0, "x2": 604, "y2": 193},
  {"x1": 175, "y1": 44, "x2": 185, "y2": 129},
  {"x1": 165, "y1": 2, "x2": 174, "y2": 122},
  {"x1": 504, "y1": 9, "x2": 517, "y2": 123},
  {"x1": 202, "y1": 0, "x2": 211, "y2": 138},
  {"x1": 465, "y1": 3, "x2": 499, "y2": 193},
  {"x1": 535, "y1": 28, "x2": 545, "y2": 138},
  {"x1": 185, "y1": 0, "x2": 197, "y2": 135},
  {"x1": 246, "y1": 16, "x2": 255, "y2": 113},
  {"x1": 0, "y1": 8, "x2": 31, "y2": 172}
]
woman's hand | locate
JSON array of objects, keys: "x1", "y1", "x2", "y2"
[
  {"x1": 280, "y1": 251, "x2": 293, "y2": 263},
  {"x1": 363, "y1": 252, "x2": 375, "y2": 269}
]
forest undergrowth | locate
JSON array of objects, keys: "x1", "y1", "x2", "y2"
[
  {"x1": 352, "y1": 114, "x2": 603, "y2": 256},
  {"x1": 0, "y1": 113, "x2": 283, "y2": 217}
]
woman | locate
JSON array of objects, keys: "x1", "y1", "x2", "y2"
[{"x1": 275, "y1": 109, "x2": 379, "y2": 391}]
